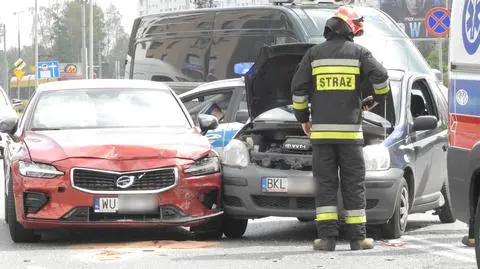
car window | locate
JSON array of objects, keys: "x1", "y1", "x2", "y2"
[
  {"x1": 182, "y1": 91, "x2": 234, "y2": 123},
  {"x1": 30, "y1": 89, "x2": 190, "y2": 130},
  {"x1": 410, "y1": 79, "x2": 438, "y2": 120}
]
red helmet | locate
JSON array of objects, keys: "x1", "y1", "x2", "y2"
[{"x1": 333, "y1": 6, "x2": 364, "y2": 37}]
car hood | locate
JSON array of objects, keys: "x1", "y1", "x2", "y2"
[
  {"x1": 23, "y1": 128, "x2": 211, "y2": 163},
  {"x1": 244, "y1": 43, "x2": 316, "y2": 119}
]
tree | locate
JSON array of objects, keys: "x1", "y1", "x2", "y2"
[
  {"x1": 194, "y1": 0, "x2": 216, "y2": 8},
  {"x1": 102, "y1": 4, "x2": 129, "y2": 78}
]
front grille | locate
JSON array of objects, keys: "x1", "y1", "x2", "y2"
[
  {"x1": 252, "y1": 195, "x2": 290, "y2": 208},
  {"x1": 72, "y1": 168, "x2": 177, "y2": 193},
  {"x1": 297, "y1": 197, "x2": 315, "y2": 209},
  {"x1": 224, "y1": 195, "x2": 243, "y2": 207},
  {"x1": 62, "y1": 205, "x2": 186, "y2": 222},
  {"x1": 251, "y1": 196, "x2": 379, "y2": 211}
]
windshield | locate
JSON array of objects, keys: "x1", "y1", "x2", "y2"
[
  {"x1": 29, "y1": 89, "x2": 190, "y2": 130},
  {"x1": 298, "y1": 8, "x2": 433, "y2": 75}
]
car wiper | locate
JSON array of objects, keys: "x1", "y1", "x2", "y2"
[{"x1": 30, "y1": 127, "x2": 62, "y2": 131}]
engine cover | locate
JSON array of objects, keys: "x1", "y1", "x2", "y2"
[{"x1": 283, "y1": 136, "x2": 312, "y2": 153}]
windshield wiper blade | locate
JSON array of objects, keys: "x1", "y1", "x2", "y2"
[{"x1": 30, "y1": 128, "x2": 62, "y2": 131}]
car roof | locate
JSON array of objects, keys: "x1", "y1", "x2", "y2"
[
  {"x1": 137, "y1": 2, "x2": 342, "y2": 19},
  {"x1": 179, "y1": 78, "x2": 245, "y2": 98},
  {"x1": 36, "y1": 79, "x2": 172, "y2": 93}
]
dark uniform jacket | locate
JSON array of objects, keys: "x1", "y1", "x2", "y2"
[{"x1": 291, "y1": 32, "x2": 390, "y2": 145}]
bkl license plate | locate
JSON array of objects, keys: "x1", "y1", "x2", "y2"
[
  {"x1": 261, "y1": 177, "x2": 288, "y2": 193},
  {"x1": 94, "y1": 197, "x2": 118, "y2": 213}
]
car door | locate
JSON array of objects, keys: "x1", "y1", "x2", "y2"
[
  {"x1": 425, "y1": 78, "x2": 449, "y2": 193},
  {"x1": 181, "y1": 89, "x2": 237, "y2": 149},
  {"x1": 407, "y1": 76, "x2": 445, "y2": 205}
]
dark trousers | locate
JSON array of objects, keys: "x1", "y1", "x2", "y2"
[{"x1": 312, "y1": 144, "x2": 367, "y2": 240}]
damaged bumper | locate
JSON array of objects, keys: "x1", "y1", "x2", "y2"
[{"x1": 223, "y1": 164, "x2": 403, "y2": 224}]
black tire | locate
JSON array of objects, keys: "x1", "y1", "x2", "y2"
[
  {"x1": 7, "y1": 175, "x2": 40, "y2": 243},
  {"x1": 474, "y1": 197, "x2": 480, "y2": 268},
  {"x1": 222, "y1": 217, "x2": 248, "y2": 239},
  {"x1": 297, "y1": 217, "x2": 313, "y2": 222},
  {"x1": 437, "y1": 181, "x2": 456, "y2": 223},
  {"x1": 190, "y1": 215, "x2": 223, "y2": 240},
  {"x1": 381, "y1": 178, "x2": 409, "y2": 239},
  {"x1": 4, "y1": 191, "x2": 8, "y2": 224}
]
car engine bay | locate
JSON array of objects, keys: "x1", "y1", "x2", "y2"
[{"x1": 237, "y1": 111, "x2": 391, "y2": 171}]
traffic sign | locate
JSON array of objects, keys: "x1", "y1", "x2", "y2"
[
  {"x1": 462, "y1": 0, "x2": 480, "y2": 55},
  {"x1": 425, "y1": 7, "x2": 451, "y2": 37},
  {"x1": 14, "y1": 58, "x2": 25, "y2": 70},
  {"x1": 14, "y1": 69, "x2": 25, "y2": 80},
  {"x1": 37, "y1": 61, "x2": 60, "y2": 79}
]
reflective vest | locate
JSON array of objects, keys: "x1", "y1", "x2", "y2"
[{"x1": 291, "y1": 37, "x2": 390, "y2": 144}]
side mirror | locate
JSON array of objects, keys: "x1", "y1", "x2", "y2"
[
  {"x1": 198, "y1": 114, "x2": 219, "y2": 135},
  {"x1": 0, "y1": 108, "x2": 19, "y2": 135},
  {"x1": 413, "y1": 115, "x2": 437, "y2": 131},
  {"x1": 235, "y1": 110, "x2": 249, "y2": 123},
  {"x1": 431, "y1": 69, "x2": 443, "y2": 83}
]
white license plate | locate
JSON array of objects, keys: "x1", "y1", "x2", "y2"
[
  {"x1": 94, "y1": 197, "x2": 118, "y2": 213},
  {"x1": 261, "y1": 177, "x2": 288, "y2": 193},
  {"x1": 93, "y1": 195, "x2": 158, "y2": 214}
]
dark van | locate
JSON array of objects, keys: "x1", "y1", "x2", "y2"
[{"x1": 125, "y1": 0, "x2": 439, "y2": 92}]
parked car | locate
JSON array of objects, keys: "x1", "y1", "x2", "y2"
[
  {"x1": 177, "y1": 3, "x2": 443, "y2": 151},
  {"x1": 183, "y1": 43, "x2": 454, "y2": 239},
  {"x1": 126, "y1": 1, "x2": 443, "y2": 88},
  {"x1": 0, "y1": 79, "x2": 233, "y2": 242},
  {"x1": 0, "y1": 86, "x2": 15, "y2": 158}
]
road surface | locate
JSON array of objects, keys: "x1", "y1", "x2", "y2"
[{"x1": 0, "y1": 164, "x2": 476, "y2": 269}]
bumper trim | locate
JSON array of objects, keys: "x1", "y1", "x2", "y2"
[
  {"x1": 26, "y1": 211, "x2": 224, "y2": 225},
  {"x1": 224, "y1": 177, "x2": 248, "y2": 186}
]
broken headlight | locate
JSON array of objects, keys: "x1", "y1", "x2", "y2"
[
  {"x1": 221, "y1": 139, "x2": 250, "y2": 168},
  {"x1": 363, "y1": 144, "x2": 390, "y2": 171}
]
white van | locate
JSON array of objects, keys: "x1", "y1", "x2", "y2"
[{"x1": 447, "y1": 0, "x2": 480, "y2": 266}]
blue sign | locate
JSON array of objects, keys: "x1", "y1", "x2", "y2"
[
  {"x1": 425, "y1": 7, "x2": 450, "y2": 37},
  {"x1": 462, "y1": 0, "x2": 480, "y2": 55},
  {"x1": 37, "y1": 61, "x2": 60, "y2": 79}
]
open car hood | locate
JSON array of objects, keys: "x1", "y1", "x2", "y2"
[{"x1": 244, "y1": 43, "x2": 316, "y2": 119}]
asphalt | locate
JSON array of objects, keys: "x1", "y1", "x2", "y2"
[{"x1": 0, "y1": 164, "x2": 476, "y2": 269}]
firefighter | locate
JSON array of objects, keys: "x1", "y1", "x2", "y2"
[{"x1": 290, "y1": 6, "x2": 390, "y2": 251}]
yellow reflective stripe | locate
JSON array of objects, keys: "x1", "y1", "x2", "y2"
[
  {"x1": 311, "y1": 59, "x2": 360, "y2": 68},
  {"x1": 292, "y1": 95, "x2": 308, "y2": 102},
  {"x1": 312, "y1": 66, "x2": 360, "y2": 75},
  {"x1": 292, "y1": 101, "x2": 308, "y2": 110},
  {"x1": 345, "y1": 216, "x2": 367, "y2": 224},
  {"x1": 310, "y1": 131, "x2": 364, "y2": 140},
  {"x1": 315, "y1": 212, "x2": 338, "y2": 221},
  {"x1": 374, "y1": 86, "x2": 390, "y2": 95}
]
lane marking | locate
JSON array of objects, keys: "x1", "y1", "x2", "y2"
[{"x1": 402, "y1": 235, "x2": 475, "y2": 263}]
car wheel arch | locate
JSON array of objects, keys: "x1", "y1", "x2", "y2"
[
  {"x1": 468, "y1": 143, "x2": 480, "y2": 214},
  {"x1": 403, "y1": 166, "x2": 415, "y2": 208}
]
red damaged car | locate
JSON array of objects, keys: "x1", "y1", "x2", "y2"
[{"x1": 0, "y1": 79, "x2": 228, "y2": 242}]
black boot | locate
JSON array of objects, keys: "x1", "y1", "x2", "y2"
[
  {"x1": 350, "y1": 238, "x2": 374, "y2": 250},
  {"x1": 313, "y1": 237, "x2": 337, "y2": 251}
]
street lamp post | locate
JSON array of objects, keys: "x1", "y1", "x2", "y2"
[
  {"x1": 0, "y1": 24, "x2": 8, "y2": 93},
  {"x1": 81, "y1": 0, "x2": 88, "y2": 79},
  {"x1": 34, "y1": 0, "x2": 38, "y2": 89},
  {"x1": 89, "y1": 0, "x2": 94, "y2": 79},
  {"x1": 13, "y1": 11, "x2": 24, "y2": 59}
]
